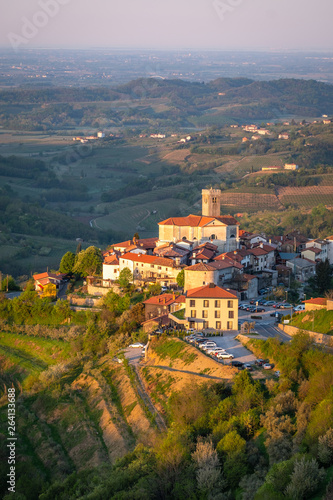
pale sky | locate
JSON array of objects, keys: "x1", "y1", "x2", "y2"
[{"x1": 1, "y1": 0, "x2": 333, "y2": 51}]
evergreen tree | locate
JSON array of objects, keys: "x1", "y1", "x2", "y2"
[{"x1": 315, "y1": 259, "x2": 332, "y2": 295}]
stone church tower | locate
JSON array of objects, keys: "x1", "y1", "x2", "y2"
[{"x1": 202, "y1": 188, "x2": 221, "y2": 217}]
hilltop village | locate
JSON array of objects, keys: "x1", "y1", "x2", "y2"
[{"x1": 33, "y1": 188, "x2": 333, "y2": 333}]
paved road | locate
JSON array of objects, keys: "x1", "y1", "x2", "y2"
[{"x1": 238, "y1": 303, "x2": 291, "y2": 343}]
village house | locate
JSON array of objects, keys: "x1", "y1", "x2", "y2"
[
  {"x1": 239, "y1": 231, "x2": 267, "y2": 248},
  {"x1": 143, "y1": 293, "x2": 185, "y2": 322},
  {"x1": 118, "y1": 252, "x2": 182, "y2": 287},
  {"x1": 302, "y1": 239, "x2": 329, "y2": 263},
  {"x1": 185, "y1": 283, "x2": 238, "y2": 331},
  {"x1": 184, "y1": 261, "x2": 237, "y2": 293},
  {"x1": 33, "y1": 272, "x2": 66, "y2": 296},
  {"x1": 153, "y1": 243, "x2": 189, "y2": 265},
  {"x1": 286, "y1": 257, "x2": 316, "y2": 282},
  {"x1": 303, "y1": 297, "x2": 333, "y2": 311}
]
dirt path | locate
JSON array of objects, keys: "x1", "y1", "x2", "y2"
[{"x1": 134, "y1": 366, "x2": 167, "y2": 432}]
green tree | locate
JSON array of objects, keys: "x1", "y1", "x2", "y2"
[
  {"x1": 176, "y1": 269, "x2": 185, "y2": 289},
  {"x1": 0, "y1": 275, "x2": 20, "y2": 292},
  {"x1": 59, "y1": 251, "x2": 75, "y2": 274},
  {"x1": 73, "y1": 246, "x2": 103, "y2": 277},
  {"x1": 117, "y1": 267, "x2": 133, "y2": 290},
  {"x1": 315, "y1": 259, "x2": 332, "y2": 295},
  {"x1": 285, "y1": 457, "x2": 325, "y2": 500}
]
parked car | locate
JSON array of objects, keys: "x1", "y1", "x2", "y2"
[
  {"x1": 129, "y1": 342, "x2": 144, "y2": 348},
  {"x1": 201, "y1": 343, "x2": 217, "y2": 351},
  {"x1": 244, "y1": 363, "x2": 253, "y2": 371},
  {"x1": 255, "y1": 307, "x2": 266, "y2": 312},
  {"x1": 294, "y1": 304, "x2": 305, "y2": 312},
  {"x1": 217, "y1": 352, "x2": 234, "y2": 359},
  {"x1": 195, "y1": 338, "x2": 210, "y2": 346},
  {"x1": 231, "y1": 360, "x2": 244, "y2": 368},
  {"x1": 239, "y1": 303, "x2": 250, "y2": 310},
  {"x1": 207, "y1": 348, "x2": 226, "y2": 355},
  {"x1": 254, "y1": 358, "x2": 264, "y2": 366},
  {"x1": 263, "y1": 363, "x2": 273, "y2": 370},
  {"x1": 274, "y1": 370, "x2": 281, "y2": 377},
  {"x1": 277, "y1": 303, "x2": 293, "y2": 309},
  {"x1": 265, "y1": 301, "x2": 276, "y2": 306}
]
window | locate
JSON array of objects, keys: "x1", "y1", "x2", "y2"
[
  {"x1": 210, "y1": 234, "x2": 216, "y2": 240},
  {"x1": 228, "y1": 311, "x2": 234, "y2": 319},
  {"x1": 203, "y1": 300, "x2": 209, "y2": 308},
  {"x1": 158, "y1": 266, "x2": 161, "y2": 270},
  {"x1": 227, "y1": 321, "x2": 233, "y2": 330},
  {"x1": 227, "y1": 300, "x2": 233, "y2": 308},
  {"x1": 215, "y1": 300, "x2": 220, "y2": 308},
  {"x1": 191, "y1": 310, "x2": 196, "y2": 318},
  {"x1": 215, "y1": 311, "x2": 220, "y2": 318},
  {"x1": 202, "y1": 310, "x2": 208, "y2": 319},
  {"x1": 212, "y1": 197, "x2": 217, "y2": 204},
  {"x1": 216, "y1": 321, "x2": 221, "y2": 329},
  {"x1": 190, "y1": 300, "x2": 195, "y2": 307}
]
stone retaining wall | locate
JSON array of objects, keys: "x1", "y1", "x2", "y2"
[{"x1": 279, "y1": 323, "x2": 333, "y2": 347}]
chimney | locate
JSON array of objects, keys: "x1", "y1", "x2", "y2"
[{"x1": 209, "y1": 283, "x2": 215, "y2": 288}]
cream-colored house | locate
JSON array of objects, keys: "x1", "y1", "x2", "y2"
[{"x1": 185, "y1": 283, "x2": 238, "y2": 331}]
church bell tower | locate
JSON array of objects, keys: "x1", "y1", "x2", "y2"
[{"x1": 202, "y1": 188, "x2": 221, "y2": 217}]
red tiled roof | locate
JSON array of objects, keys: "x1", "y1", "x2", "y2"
[
  {"x1": 187, "y1": 283, "x2": 237, "y2": 299},
  {"x1": 191, "y1": 248, "x2": 215, "y2": 260},
  {"x1": 248, "y1": 247, "x2": 267, "y2": 256},
  {"x1": 33, "y1": 272, "x2": 65, "y2": 281},
  {"x1": 120, "y1": 252, "x2": 157, "y2": 264},
  {"x1": 159, "y1": 214, "x2": 239, "y2": 227},
  {"x1": 212, "y1": 258, "x2": 242, "y2": 270},
  {"x1": 143, "y1": 293, "x2": 180, "y2": 306},
  {"x1": 153, "y1": 257, "x2": 176, "y2": 268},
  {"x1": 104, "y1": 255, "x2": 119, "y2": 265},
  {"x1": 253, "y1": 244, "x2": 275, "y2": 253},
  {"x1": 303, "y1": 247, "x2": 321, "y2": 254},
  {"x1": 304, "y1": 298, "x2": 327, "y2": 306},
  {"x1": 185, "y1": 263, "x2": 217, "y2": 272}
]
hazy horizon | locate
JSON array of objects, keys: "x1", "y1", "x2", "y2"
[{"x1": 1, "y1": 0, "x2": 332, "y2": 52}]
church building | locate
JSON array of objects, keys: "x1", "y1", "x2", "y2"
[{"x1": 158, "y1": 188, "x2": 240, "y2": 253}]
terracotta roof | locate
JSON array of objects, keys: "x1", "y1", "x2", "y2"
[
  {"x1": 159, "y1": 214, "x2": 239, "y2": 227},
  {"x1": 212, "y1": 257, "x2": 242, "y2": 270},
  {"x1": 304, "y1": 298, "x2": 327, "y2": 306},
  {"x1": 120, "y1": 253, "x2": 157, "y2": 264},
  {"x1": 113, "y1": 237, "x2": 158, "y2": 250},
  {"x1": 153, "y1": 257, "x2": 176, "y2": 268},
  {"x1": 303, "y1": 247, "x2": 321, "y2": 254},
  {"x1": 185, "y1": 263, "x2": 217, "y2": 272},
  {"x1": 248, "y1": 247, "x2": 267, "y2": 256},
  {"x1": 104, "y1": 255, "x2": 119, "y2": 265},
  {"x1": 253, "y1": 244, "x2": 275, "y2": 253},
  {"x1": 33, "y1": 272, "x2": 65, "y2": 281},
  {"x1": 196, "y1": 242, "x2": 218, "y2": 251},
  {"x1": 186, "y1": 283, "x2": 237, "y2": 299},
  {"x1": 242, "y1": 274, "x2": 257, "y2": 281},
  {"x1": 143, "y1": 293, "x2": 185, "y2": 306},
  {"x1": 191, "y1": 248, "x2": 215, "y2": 260}
]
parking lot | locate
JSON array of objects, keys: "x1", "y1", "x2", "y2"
[{"x1": 196, "y1": 332, "x2": 257, "y2": 365}]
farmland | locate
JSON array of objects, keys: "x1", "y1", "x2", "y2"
[{"x1": 0, "y1": 78, "x2": 333, "y2": 276}]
